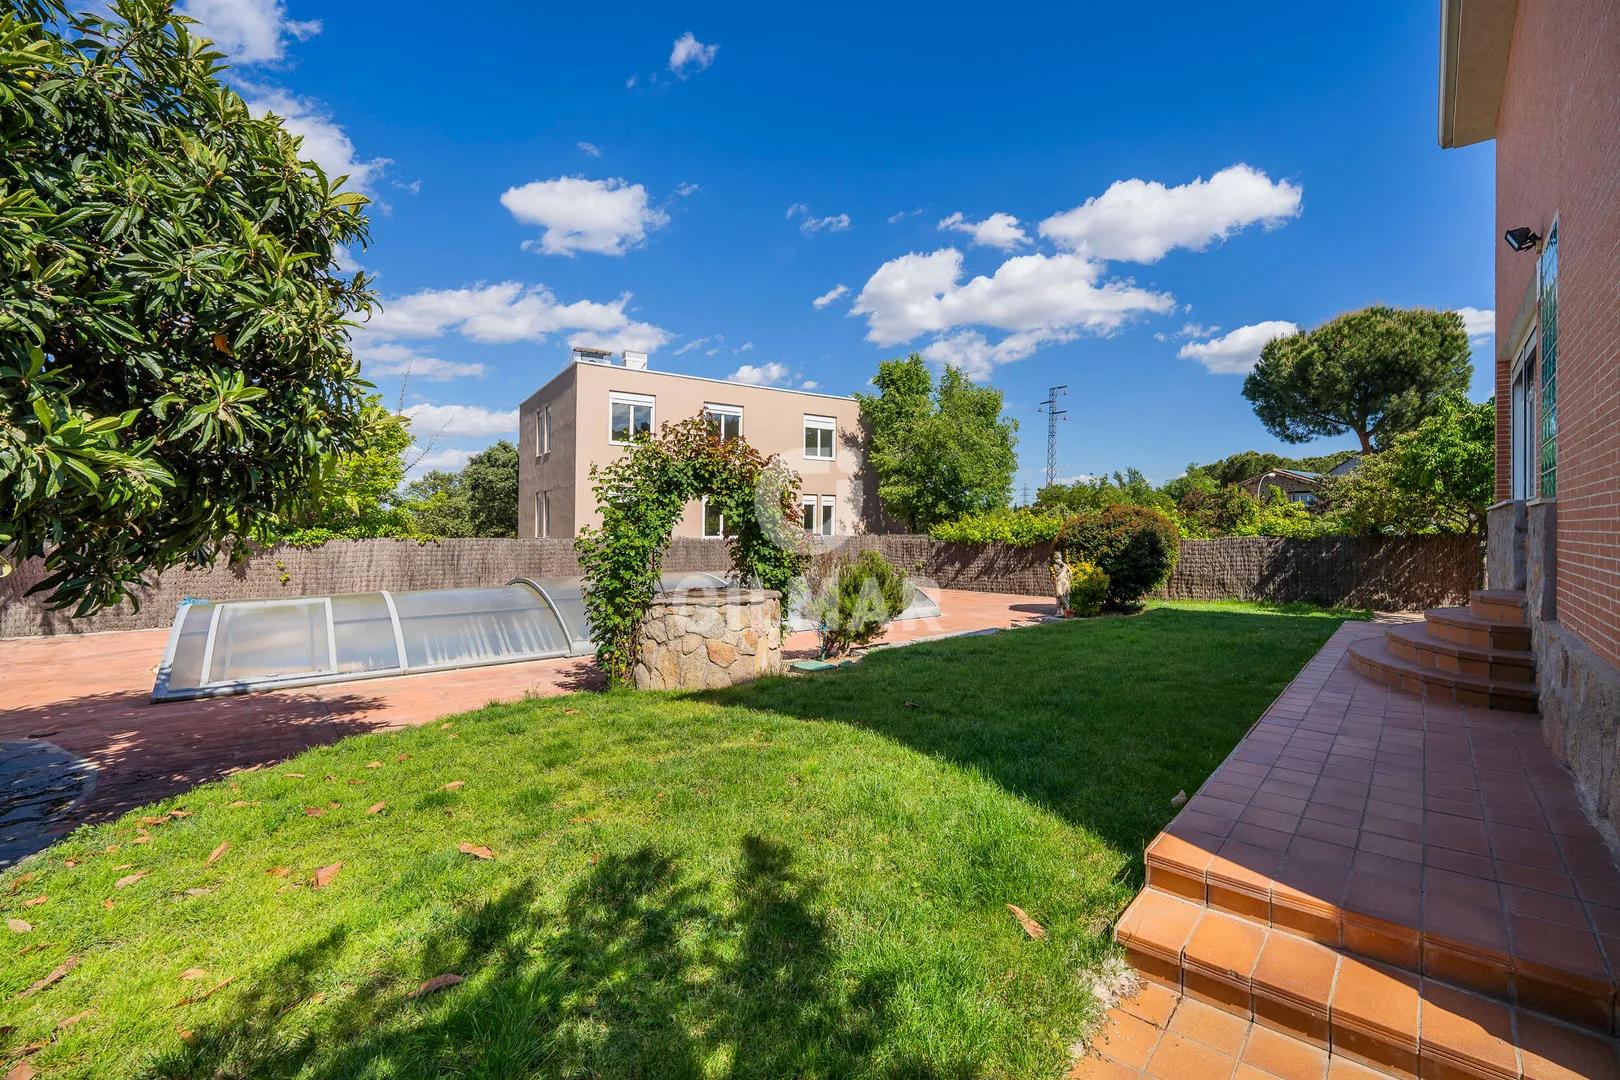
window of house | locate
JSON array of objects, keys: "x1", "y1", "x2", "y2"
[
  {"x1": 610, "y1": 392, "x2": 654, "y2": 444},
  {"x1": 804, "y1": 415, "x2": 835, "y2": 460},
  {"x1": 542, "y1": 405, "x2": 552, "y2": 456},
  {"x1": 535, "y1": 491, "x2": 552, "y2": 538},
  {"x1": 702, "y1": 497, "x2": 726, "y2": 538},
  {"x1": 703, "y1": 403, "x2": 742, "y2": 441},
  {"x1": 1537, "y1": 219, "x2": 1558, "y2": 498},
  {"x1": 1510, "y1": 334, "x2": 1538, "y2": 501},
  {"x1": 800, "y1": 495, "x2": 835, "y2": 535}
]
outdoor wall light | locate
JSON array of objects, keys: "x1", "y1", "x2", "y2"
[{"x1": 1504, "y1": 226, "x2": 1542, "y2": 252}]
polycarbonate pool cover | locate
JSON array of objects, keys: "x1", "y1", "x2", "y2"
[{"x1": 152, "y1": 573, "x2": 729, "y2": 702}]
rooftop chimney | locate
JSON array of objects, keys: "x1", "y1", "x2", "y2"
[{"x1": 622, "y1": 349, "x2": 649, "y2": 370}]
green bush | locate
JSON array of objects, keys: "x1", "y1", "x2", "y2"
[
  {"x1": 1055, "y1": 504, "x2": 1181, "y2": 611},
  {"x1": 929, "y1": 508, "x2": 1067, "y2": 547},
  {"x1": 812, "y1": 550, "x2": 909, "y2": 656},
  {"x1": 1065, "y1": 559, "x2": 1109, "y2": 617}
]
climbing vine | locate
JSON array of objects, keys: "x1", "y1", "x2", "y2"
[{"x1": 575, "y1": 416, "x2": 808, "y2": 686}]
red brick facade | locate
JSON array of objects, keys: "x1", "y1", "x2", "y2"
[{"x1": 1494, "y1": 0, "x2": 1620, "y2": 666}]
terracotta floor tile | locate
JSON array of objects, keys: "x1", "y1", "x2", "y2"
[
  {"x1": 1145, "y1": 1032, "x2": 1236, "y2": 1080},
  {"x1": 1068, "y1": 1053, "x2": 1143, "y2": 1080},
  {"x1": 1117, "y1": 981, "x2": 1179, "y2": 1029},
  {"x1": 1240, "y1": 1023, "x2": 1328, "y2": 1080},
  {"x1": 1425, "y1": 866, "x2": 1501, "y2": 906},
  {"x1": 1417, "y1": 981, "x2": 1517, "y2": 1079},
  {"x1": 1090, "y1": 1009, "x2": 1163, "y2": 1071},
  {"x1": 1325, "y1": 1055, "x2": 1387, "y2": 1079},
  {"x1": 1250, "y1": 932, "x2": 1338, "y2": 1012},
  {"x1": 1517, "y1": 1011, "x2": 1620, "y2": 1080},
  {"x1": 1167, "y1": 997, "x2": 1249, "y2": 1057},
  {"x1": 1503, "y1": 884, "x2": 1589, "y2": 927},
  {"x1": 1330, "y1": 956, "x2": 1420, "y2": 1044},
  {"x1": 1122, "y1": 891, "x2": 1205, "y2": 960},
  {"x1": 1351, "y1": 850, "x2": 1422, "y2": 889},
  {"x1": 1184, "y1": 910, "x2": 1266, "y2": 986},
  {"x1": 1422, "y1": 892, "x2": 1508, "y2": 953},
  {"x1": 1509, "y1": 911, "x2": 1610, "y2": 978}
]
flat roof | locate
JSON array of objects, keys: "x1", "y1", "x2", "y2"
[{"x1": 564, "y1": 358, "x2": 856, "y2": 403}]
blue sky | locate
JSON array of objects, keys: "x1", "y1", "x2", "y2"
[{"x1": 192, "y1": 0, "x2": 1496, "y2": 492}]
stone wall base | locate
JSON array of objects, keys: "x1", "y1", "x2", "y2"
[
  {"x1": 1536, "y1": 619, "x2": 1620, "y2": 847},
  {"x1": 632, "y1": 589, "x2": 782, "y2": 690}
]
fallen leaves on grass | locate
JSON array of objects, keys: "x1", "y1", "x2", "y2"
[
  {"x1": 7, "y1": 874, "x2": 35, "y2": 894},
  {"x1": 457, "y1": 843, "x2": 495, "y2": 861},
  {"x1": 278, "y1": 990, "x2": 325, "y2": 1017},
  {"x1": 6, "y1": 919, "x2": 29, "y2": 934},
  {"x1": 407, "y1": 973, "x2": 463, "y2": 999},
  {"x1": 16, "y1": 956, "x2": 77, "y2": 999},
  {"x1": 304, "y1": 807, "x2": 326, "y2": 818},
  {"x1": 55, "y1": 1009, "x2": 93, "y2": 1030},
  {"x1": 366, "y1": 761, "x2": 382, "y2": 769},
  {"x1": 21, "y1": 897, "x2": 45, "y2": 908},
  {"x1": 367, "y1": 801, "x2": 386, "y2": 815},
  {"x1": 442, "y1": 781, "x2": 464, "y2": 791},
  {"x1": 179, "y1": 968, "x2": 207, "y2": 981},
  {"x1": 313, "y1": 863, "x2": 342, "y2": 889},
  {"x1": 175, "y1": 976, "x2": 234, "y2": 1007},
  {"x1": 266, "y1": 867, "x2": 290, "y2": 878},
  {"x1": 1006, "y1": 904, "x2": 1047, "y2": 940},
  {"x1": 5, "y1": 1060, "x2": 37, "y2": 1080},
  {"x1": 168, "y1": 809, "x2": 191, "y2": 819},
  {"x1": 114, "y1": 872, "x2": 146, "y2": 889},
  {"x1": 206, "y1": 842, "x2": 229, "y2": 866},
  {"x1": 285, "y1": 772, "x2": 305, "y2": 779}
]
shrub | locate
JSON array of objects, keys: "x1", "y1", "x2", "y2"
[
  {"x1": 1066, "y1": 560, "x2": 1109, "y2": 617},
  {"x1": 930, "y1": 508, "x2": 1066, "y2": 547},
  {"x1": 812, "y1": 550, "x2": 909, "y2": 656},
  {"x1": 1055, "y1": 504, "x2": 1180, "y2": 611}
]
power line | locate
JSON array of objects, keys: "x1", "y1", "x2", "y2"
[{"x1": 1037, "y1": 385, "x2": 1068, "y2": 488}]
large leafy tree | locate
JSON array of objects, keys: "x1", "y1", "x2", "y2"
[
  {"x1": 1243, "y1": 307, "x2": 1471, "y2": 453},
  {"x1": 854, "y1": 355, "x2": 1018, "y2": 531},
  {"x1": 274, "y1": 402, "x2": 417, "y2": 543},
  {"x1": 461, "y1": 439, "x2": 519, "y2": 537},
  {"x1": 1324, "y1": 396, "x2": 1494, "y2": 535},
  {"x1": 1, "y1": 0, "x2": 376, "y2": 612}
]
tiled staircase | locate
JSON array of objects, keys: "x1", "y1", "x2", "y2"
[
  {"x1": 1085, "y1": 623, "x2": 1620, "y2": 1080},
  {"x1": 1347, "y1": 591, "x2": 1538, "y2": 714}
]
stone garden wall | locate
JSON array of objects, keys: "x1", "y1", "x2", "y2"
[
  {"x1": 1, "y1": 532, "x2": 1483, "y2": 638},
  {"x1": 631, "y1": 589, "x2": 782, "y2": 690}
]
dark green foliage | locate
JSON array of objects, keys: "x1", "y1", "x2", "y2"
[
  {"x1": 1, "y1": 0, "x2": 376, "y2": 613},
  {"x1": 1056, "y1": 505, "x2": 1181, "y2": 610},
  {"x1": 811, "y1": 550, "x2": 908, "y2": 656},
  {"x1": 575, "y1": 416, "x2": 808, "y2": 685},
  {"x1": 1323, "y1": 396, "x2": 1494, "y2": 535},
  {"x1": 854, "y1": 355, "x2": 1018, "y2": 530},
  {"x1": 1034, "y1": 468, "x2": 1171, "y2": 515},
  {"x1": 1243, "y1": 306, "x2": 1472, "y2": 452},
  {"x1": 400, "y1": 468, "x2": 472, "y2": 537},
  {"x1": 461, "y1": 440, "x2": 520, "y2": 538},
  {"x1": 274, "y1": 403, "x2": 423, "y2": 545}
]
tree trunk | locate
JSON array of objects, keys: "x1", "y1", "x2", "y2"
[{"x1": 1355, "y1": 429, "x2": 1373, "y2": 453}]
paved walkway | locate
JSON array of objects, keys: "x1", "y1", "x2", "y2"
[
  {"x1": 1080, "y1": 620, "x2": 1620, "y2": 1079},
  {"x1": 0, "y1": 588, "x2": 1053, "y2": 859}
]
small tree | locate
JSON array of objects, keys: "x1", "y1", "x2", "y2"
[
  {"x1": 811, "y1": 550, "x2": 908, "y2": 656},
  {"x1": 274, "y1": 402, "x2": 418, "y2": 543},
  {"x1": 854, "y1": 355, "x2": 1018, "y2": 531},
  {"x1": 462, "y1": 440, "x2": 520, "y2": 537},
  {"x1": 1243, "y1": 307, "x2": 1471, "y2": 453},
  {"x1": 2, "y1": 1, "x2": 375, "y2": 612}
]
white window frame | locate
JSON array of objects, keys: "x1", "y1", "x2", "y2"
[
  {"x1": 609, "y1": 391, "x2": 655, "y2": 445},
  {"x1": 535, "y1": 491, "x2": 552, "y2": 538},
  {"x1": 701, "y1": 496, "x2": 726, "y2": 538},
  {"x1": 804, "y1": 414, "x2": 836, "y2": 460},
  {"x1": 540, "y1": 404, "x2": 552, "y2": 456},
  {"x1": 703, "y1": 402, "x2": 743, "y2": 441},
  {"x1": 1509, "y1": 329, "x2": 1538, "y2": 502},
  {"x1": 801, "y1": 494, "x2": 835, "y2": 535}
]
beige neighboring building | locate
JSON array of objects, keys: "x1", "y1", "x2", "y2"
[{"x1": 518, "y1": 348, "x2": 875, "y2": 539}]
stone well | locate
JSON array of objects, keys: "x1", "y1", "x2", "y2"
[{"x1": 631, "y1": 588, "x2": 783, "y2": 690}]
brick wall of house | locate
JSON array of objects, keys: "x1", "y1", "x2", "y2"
[
  {"x1": 1496, "y1": 0, "x2": 1620, "y2": 666},
  {"x1": 1, "y1": 535, "x2": 1482, "y2": 638}
]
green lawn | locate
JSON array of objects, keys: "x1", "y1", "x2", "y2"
[{"x1": 1, "y1": 603, "x2": 1349, "y2": 1079}]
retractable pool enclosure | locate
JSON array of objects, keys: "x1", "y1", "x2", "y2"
[{"x1": 152, "y1": 573, "x2": 729, "y2": 702}]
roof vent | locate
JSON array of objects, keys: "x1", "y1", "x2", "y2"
[{"x1": 622, "y1": 349, "x2": 649, "y2": 370}]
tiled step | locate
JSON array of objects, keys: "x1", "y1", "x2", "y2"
[
  {"x1": 1347, "y1": 638, "x2": 1538, "y2": 713},
  {"x1": 1115, "y1": 886, "x2": 1620, "y2": 1078},
  {"x1": 1427, "y1": 607, "x2": 1533, "y2": 652},
  {"x1": 1386, "y1": 624, "x2": 1536, "y2": 684},
  {"x1": 1471, "y1": 589, "x2": 1530, "y2": 626},
  {"x1": 1143, "y1": 829, "x2": 1620, "y2": 1035}
]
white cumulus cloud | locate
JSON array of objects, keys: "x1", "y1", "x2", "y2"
[
  {"x1": 1455, "y1": 306, "x2": 1495, "y2": 343},
  {"x1": 402, "y1": 404, "x2": 518, "y2": 438},
  {"x1": 178, "y1": 0, "x2": 319, "y2": 64},
  {"x1": 730, "y1": 362, "x2": 790, "y2": 386},
  {"x1": 812, "y1": 284, "x2": 849, "y2": 310},
  {"x1": 355, "y1": 342, "x2": 487, "y2": 381},
  {"x1": 1177, "y1": 320, "x2": 1300, "y2": 374},
  {"x1": 408, "y1": 447, "x2": 476, "y2": 475},
  {"x1": 244, "y1": 88, "x2": 390, "y2": 193},
  {"x1": 365, "y1": 281, "x2": 671, "y2": 355},
  {"x1": 786, "y1": 203, "x2": 851, "y2": 236},
  {"x1": 1039, "y1": 164, "x2": 1302, "y2": 263},
  {"x1": 500, "y1": 177, "x2": 670, "y2": 257},
  {"x1": 668, "y1": 32, "x2": 718, "y2": 77},
  {"x1": 577, "y1": 141, "x2": 603, "y2": 157},
  {"x1": 938, "y1": 211, "x2": 1029, "y2": 250}
]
